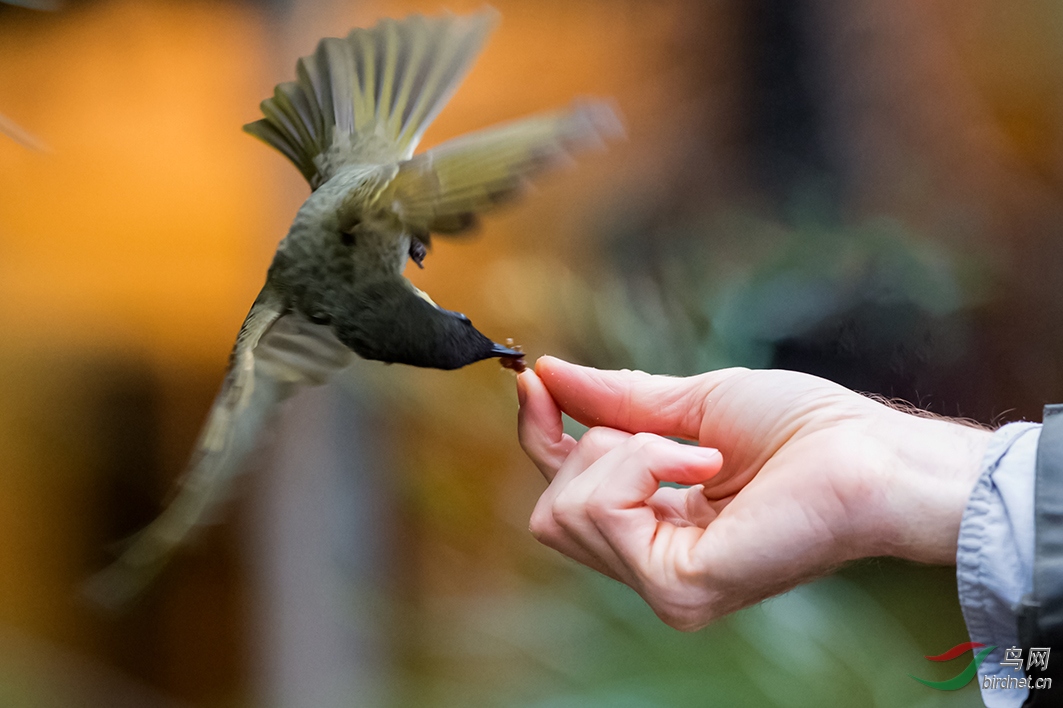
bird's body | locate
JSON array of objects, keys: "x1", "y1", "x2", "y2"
[
  {"x1": 268, "y1": 164, "x2": 407, "y2": 322},
  {"x1": 86, "y1": 9, "x2": 620, "y2": 606}
]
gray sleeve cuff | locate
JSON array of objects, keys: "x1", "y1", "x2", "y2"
[{"x1": 957, "y1": 421, "x2": 1040, "y2": 708}]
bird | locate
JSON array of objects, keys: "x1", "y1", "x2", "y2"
[{"x1": 85, "y1": 9, "x2": 621, "y2": 607}]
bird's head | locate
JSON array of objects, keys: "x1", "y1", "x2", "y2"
[{"x1": 331, "y1": 277, "x2": 521, "y2": 370}]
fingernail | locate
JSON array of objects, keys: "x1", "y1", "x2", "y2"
[
  {"x1": 535, "y1": 355, "x2": 571, "y2": 371},
  {"x1": 516, "y1": 372, "x2": 528, "y2": 406}
]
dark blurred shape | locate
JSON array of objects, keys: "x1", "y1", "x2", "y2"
[
  {"x1": 747, "y1": 0, "x2": 836, "y2": 206},
  {"x1": 0, "y1": 0, "x2": 61, "y2": 11},
  {"x1": 587, "y1": 0, "x2": 1063, "y2": 425},
  {"x1": 89, "y1": 362, "x2": 163, "y2": 553},
  {"x1": 771, "y1": 303, "x2": 983, "y2": 416}
]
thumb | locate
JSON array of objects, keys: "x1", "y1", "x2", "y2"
[{"x1": 535, "y1": 356, "x2": 742, "y2": 440}]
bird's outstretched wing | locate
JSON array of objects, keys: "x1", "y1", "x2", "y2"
[
  {"x1": 85, "y1": 291, "x2": 352, "y2": 608},
  {"x1": 244, "y1": 10, "x2": 497, "y2": 188},
  {"x1": 373, "y1": 100, "x2": 622, "y2": 235}
]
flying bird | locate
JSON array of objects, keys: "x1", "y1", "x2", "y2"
[{"x1": 86, "y1": 9, "x2": 620, "y2": 606}]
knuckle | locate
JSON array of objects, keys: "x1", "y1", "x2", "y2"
[
  {"x1": 583, "y1": 494, "x2": 611, "y2": 524},
  {"x1": 579, "y1": 426, "x2": 607, "y2": 446},
  {"x1": 517, "y1": 430, "x2": 546, "y2": 464},
  {"x1": 630, "y1": 431, "x2": 660, "y2": 447},
  {"x1": 657, "y1": 608, "x2": 710, "y2": 633},
  {"x1": 517, "y1": 428, "x2": 533, "y2": 455},
  {"x1": 551, "y1": 492, "x2": 582, "y2": 531},
  {"x1": 648, "y1": 593, "x2": 712, "y2": 632},
  {"x1": 634, "y1": 432, "x2": 675, "y2": 456},
  {"x1": 579, "y1": 426, "x2": 618, "y2": 454},
  {"x1": 627, "y1": 433, "x2": 668, "y2": 465},
  {"x1": 640, "y1": 567, "x2": 717, "y2": 632},
  {"x1": 528, "y1": 507, "x2": 552, "y2": 542}
]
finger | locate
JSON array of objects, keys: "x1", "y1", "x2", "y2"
[
  {"x1": 530, "y1": 427, "x2": 632, "y2": 581},
  {"x1": 535, "y1": 356, "x2": 745, "y2": 440},
  {"x1": 570, "y1": 434, "x2": 723, "y2": 569},
  {"x1": 646, "y1": 485, "x2": 719, "y2": 527},
  {"x1": 531, "y1": 491, "x2": 624, "y2": 583},
  {"x1": 517, "y1": 369, "x2": 576, "y2": 481},
  {"x1": 533, "y1": 426, "x2": 632, "y2": 535},
  {"x1": 645, "y1": 486, "x2": 691, "y2": 525},
  {"x1": 547, "y1": 426, "x2": 631, "y2": 499},
  {"x1": 531, "y1": 491, "x2": 624, "y2": 582}
]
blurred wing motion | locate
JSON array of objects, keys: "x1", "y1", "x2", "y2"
[
  {"x1": 0, "y1": 111, "x2": 49, "y2": 151},
  {"x1": 243, "y1": 7, "x2": 622, "y2": 219},
  {"x1": 377, "y1": 100, "x2": 622, "y2": 235},
  {"x1": 84, "y1": 292, "x2": 352, "y2": 607},
  {"x1": 243, "y1": 10, "x2": 498, "y2": 188}
]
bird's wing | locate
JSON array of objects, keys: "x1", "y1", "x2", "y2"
[
  {"x1": 244, "y1": 10, "x2": 497, "y2": 189},
  {"x1": 85, "y1": 290, "x2": 352, "y2": 608},
  {"x1": 373, "y1": 100, "x2": 622, "y2": 235}
]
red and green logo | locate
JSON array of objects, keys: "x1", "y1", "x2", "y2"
[{"x1": 910, "y1": 642, "x2": 996, "y2": 690}]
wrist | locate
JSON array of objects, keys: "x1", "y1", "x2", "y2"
[{"x1": 869, "y1": 409, "x2": 992, "y2": 564}]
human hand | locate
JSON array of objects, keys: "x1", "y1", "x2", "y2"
[{"x1": 517, "y1": 357, "x2": 992, "y2": 630}]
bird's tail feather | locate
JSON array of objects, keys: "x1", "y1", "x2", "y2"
[
  {"x1": 245, "y1": 9, "x2": 497, "y2": 188},
  {"x1": 81, "y1": 380, "x2": 280, "y2": 609}
]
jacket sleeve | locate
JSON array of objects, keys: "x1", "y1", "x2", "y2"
[{"x1": 957, "y1": 421, "x2": 1040, "y2": 707}]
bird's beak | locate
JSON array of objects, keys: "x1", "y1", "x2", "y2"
[
  {"x1": 490, "y1": 342, "x2": 523, "y2": 357},
  {"x1": 491, "y1": 341, "x2": 527, "y2": 372}
]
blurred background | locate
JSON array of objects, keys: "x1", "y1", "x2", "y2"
[{"x1": 0, "y1": 0, "x2": 1061, "y2": 705}]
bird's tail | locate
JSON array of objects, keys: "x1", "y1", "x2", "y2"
[
  {"x1": 244, "y1": 10, "x2": 497, "y2": 188},
  {"x1": 82, "y1": 302, "x2": 352, "y2": 609}
]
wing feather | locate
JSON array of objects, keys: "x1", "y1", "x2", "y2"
[
  {"x1": 84, "y1": 292, "x2": 352, "y2": 607},
  {"x1": 376, "y1": 100, "x2": 622, "y2": 234},
  {"x1": 244, "y1": 11, "x2": 496, "y2": 188}
]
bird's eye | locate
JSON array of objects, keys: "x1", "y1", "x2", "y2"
[{"x1": 341, "y1": 231, "x2": 356, "y2": 247}]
